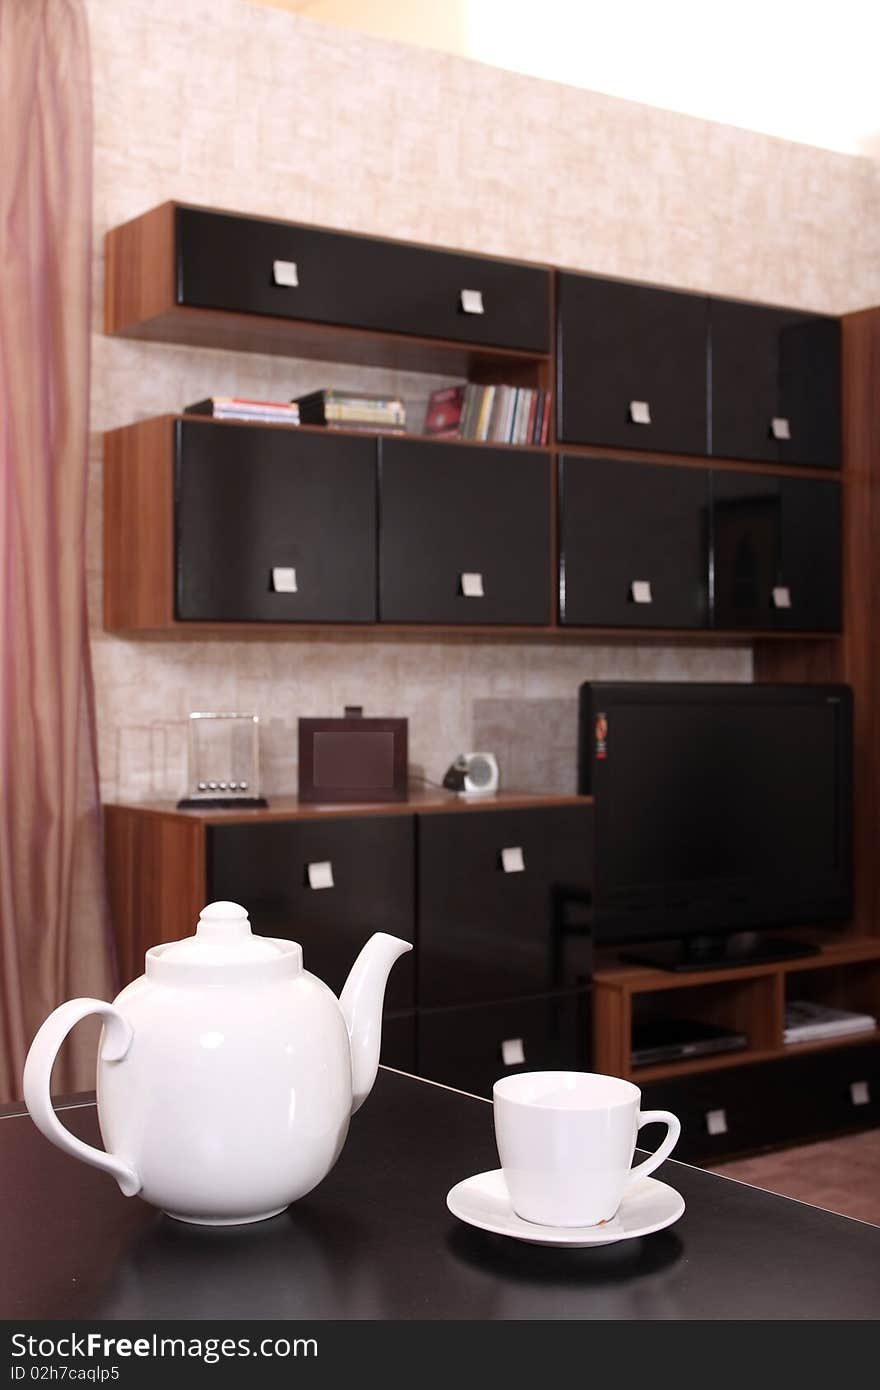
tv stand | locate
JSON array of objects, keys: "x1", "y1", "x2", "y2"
[
  {"x1": 592, "y1": 934, "x2": 880, "y2": 1161},
  {"x1": 622, "y1": 932, "x2": 821, "y2": 973}
]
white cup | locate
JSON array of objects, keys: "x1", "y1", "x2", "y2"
[{"x1": 493, "y1": 1070, "x2": 681, "y2": 1227}]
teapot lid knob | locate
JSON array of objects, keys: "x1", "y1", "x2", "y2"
[{"x1": 197, "y1": 901, "x2": 251, "y2": 941}]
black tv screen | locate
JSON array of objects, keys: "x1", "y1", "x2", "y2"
[{"x1": 578, "y1": 683, "x2": 852, "y2": 947}]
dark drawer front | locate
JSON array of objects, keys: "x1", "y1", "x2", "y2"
[
  {"x1": 795, "y1": 1042, "x2": 880, "y2": 1135},
  {"x1": 175, "y1": 420, "x2": 376, "y2": 623},
  {"x1": 710, "y1": 300, "x2": 841, "y2": 468},
  {"x1": 560, "y1": 456, "x2": 709, "y2": 628},
  {"x1": 207, "y1": 818, "x2": 415, "y2": 1014},
  {"x1": 418, "y1": 991, "x2": 591, "y2": 1099},
  {"x1": 417, "y1": 806, "x2": 593, "y2": 1007},
  {"x1": 557, "y1": 272, "x2": 708, "y2": 455},
  {"x1": 641, "y1": 1042, "x2": 880, "y2": 1163},
  {"x1": 639, "y1": 1063, "x2": 797, "y2": 1165},
  {"x1": 379, "y1": 439, "x2": 551, "y2": 624},
  {"x1": 711, "y1": 470, "x2": 841, "y2": 632},
  {"x1": 176, "y1": 208, "x2": 550, "y2": 352}
]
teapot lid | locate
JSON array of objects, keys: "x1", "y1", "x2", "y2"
[{"x1": 146, "y1": 902, "x2": 301, "y2": 981}]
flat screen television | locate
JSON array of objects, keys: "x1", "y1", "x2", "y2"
[{"x1": 578, "y1": 682, "x2": 853, "y2": 971}]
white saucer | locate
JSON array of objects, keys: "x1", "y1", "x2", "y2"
[{"x1": 446, "y1": 1170, "x2": 685, "y2": 1246}]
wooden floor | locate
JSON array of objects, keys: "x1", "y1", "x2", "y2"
[{"x1": 709, "y1": 1128, "x2": 880, "y2": 1226}]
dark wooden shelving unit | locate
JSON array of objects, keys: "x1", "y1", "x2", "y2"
[
  {"x1": 103, "y1": 200, "x2": 842, "y2": 644},
  {"x1": 101, "y1": 202, "x2": 876, "y2": 1159}
]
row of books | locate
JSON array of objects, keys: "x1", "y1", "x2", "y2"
[
  {"x1": 783, "y1": 1000, "x2": 877, "y2": 1045},
  {"x1": 186, "y1": 397, "x2": 300, "y2": 425},
  {"x1": 296, "y1": 389, "x2": 406, "y2": 432},
  {"x1": 185, "y1": 384, "x2": 551, "y2": 446},
  {"x1": 185, "y1": 391, "x2": 406, "y2": 432},
  {"x1": 424, "y1": 384, "x2": 550, "y2": 445}
]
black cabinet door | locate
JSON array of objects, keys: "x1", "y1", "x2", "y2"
[
  {"x1": 417, "y1": 991, "x2": 591, "y2": 1099},
  {"x1": 559, "y1": 456, "x2": 709, "y2": 628},
  {"x1": 710, "y1": 299, "x2": 841, "y2": 467},
  {"x1": 557, "y1": 272, "x2": 708, "y2": 455},
  {"x1": 175, "y1": 420, "x2": 376, "y2": 622},
  {"x1": 378, "y1": 1011, "x2": 416, "y2": 1074},
  {"x1": 379, "y1": 439, "x2": 551, "y2": 624},
  {"x1": 417, "y1": 805, "x2": 593, "y2": 1007},
  {"x1": 176, "y1": 208, "x2": 549, "y2": 352},
  {"x1": 641, "y1": 1041, "x2": 880, "y2": 1163},
  {"x1": 207, "y1": 817, "x2": 415, "y2": 1015},
  {"x1": 639, "y1": 1063, "x2": 795, "y2": 1164},
  {"x1": 711, "y1": 471, "x2": 841, "y2": 631}
]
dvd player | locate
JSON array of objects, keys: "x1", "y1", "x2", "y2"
[{"x1": 631, "y1": 1019, "x2": 748, "y2": 1068}]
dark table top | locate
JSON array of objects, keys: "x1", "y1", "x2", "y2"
[{"x1": 2, "y1": 1069, "x2": 878, "y2": 1320}]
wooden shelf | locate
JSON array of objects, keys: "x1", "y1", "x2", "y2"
[
  {"x1": 631, "y1": 1046, "x2": 780, "y2": 1083},
  {"x1": 556, "y1": 438, "x2": 842, "y2": 481},
  {"x1": 108, "y1": 304, "x2": 552, "y2": 378},
  {"x1": 172, "y1": 415, "x2": 550, "y2": 452},
  {"x1": 136, "y1": 412, "x2": 837, "y2": 477},
  {"x1": 105, "y1": 789, "x2": 592, "y2": 826},
  {"x1": 594, "y1": 935, "x2": 880, "y2": 993},
  {"x1": 104, "y1": 620, "x2": 836, "y2": 644},
  {"x1": 631, "y1": 1028, "x2": 880, "y2": 1083}
]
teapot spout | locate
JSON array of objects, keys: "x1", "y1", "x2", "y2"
[{"x1": 339, "y1": 933, "x2": 413, "y2": 1114}]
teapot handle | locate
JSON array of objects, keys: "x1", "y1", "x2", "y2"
[{"x1": 23, "y1": 999, "x2": 141, "y2": 1196}]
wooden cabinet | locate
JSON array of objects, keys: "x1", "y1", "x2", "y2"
[
  {"x1": 105, "y1": 793, "x2": 593, "y2": 1080},
  {"x1": 557, "y1": 272, "x2": 709, "y2": 455},
  {"x1": 559, "y1": 456, "x2": 710, "y2": 628},
  {"x1": 416, "y1": 804, "x2": 593, "y2": 1007},
  {"x1": 175, "y1": 419, "x2": 377, "y2": 623},
  {"x1": 418, "y1": 991, "x2": 591, "y2": 1099},
  {"x1": 710, "y1": 299, "x2": 841, "y2": 468},
  {"x1": 711, "y1": 471, "x2": 841, "y2": 631},
  {"x1": 206, "y1": 815, "x2": 415, "y2": 1013},
  {"x1": 378, "y1": 438, "x2": 552, "y2": 624}
]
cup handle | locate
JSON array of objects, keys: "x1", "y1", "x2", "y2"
[
  {"x1": 626, "y1": 1109, "x2": 681, "y2": 1187},
  {"x1": 22, "y1": 998, "x2": 141, "y2": 1196}
]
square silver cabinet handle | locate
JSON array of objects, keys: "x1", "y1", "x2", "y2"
[
  {"x1": 501, "y1": 846, "x2": 525, "y2": 874},
  {"x1": 460, "y1": 288, "x2": 484, "y2": 315},
  {"x1": 501, "y1": 1037, "x2": 526, "y2": 1066},
  {"x1": 629, "y1": 400, "x2": 651, "y2": 425},
  {"x1": 705, "y1": 1108, "x2": 728, "y2": 1136},
  {"x1": 307, "y1": 861, "x2": 334, "y2": 890},
  {"x1": 271, "y1": 566, "x2": 298, "y2": 593},
  {"x1": 771, "y1": 416, "x2": 791, "y2": 440},
  {"x1": 272, "y1": 259, "x2": 299, "y2": 287},
  {"x1": 850, "y1": 1080, "x2": 870, "y2": 1107},
  {"x1": 630, "y1": 579, "x2": 653, "y2": 605},
  {"x1": 772, "y1": 585, "x2": 792, "y2": 610},
  {"x1": 460, "y1": 571, "x2": 484, "y2": 598}
]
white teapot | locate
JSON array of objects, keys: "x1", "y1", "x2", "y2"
[{"x1": 23, "y1": 902, "x2": 412, "y2": 1226}]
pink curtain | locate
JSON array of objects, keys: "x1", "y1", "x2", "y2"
[{"x1": 0, "y1": 0, "x2": 115, "y2": 1103}]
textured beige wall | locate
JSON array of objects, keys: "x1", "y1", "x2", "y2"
[{"x1": 86, "y1": 0, "x2": 878, "y2": 803}]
